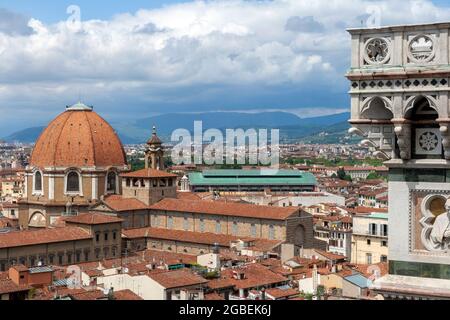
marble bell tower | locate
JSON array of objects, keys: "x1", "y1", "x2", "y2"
[{"x1": 347, "y1": 22, "x2": 450, "y2": 299}]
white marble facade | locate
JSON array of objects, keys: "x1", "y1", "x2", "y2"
[{"x1": 347, "y1": 23, "x2": 450, "y2": 294}]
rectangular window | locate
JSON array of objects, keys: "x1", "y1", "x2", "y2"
[
  {"x1": 113, "y1": 232, "x2": 117, "y2": 240},
  {"x1": 84, "y1": 251, "x2": 89, "y2": 261},
  {"x1": 366, "y1": 253, "x2": 372, "y2": 265},
  {"x1": 215, "y1": 220, "x2": 221, "y2": 234},
  {"x1": 104, "y1": 233, "x2": 109, "y2": 241},
  {"x1": 232, "y1": 222, "x2": 238, "y2": 235},
  {"x1": 251, "y1": 224, "x2": 257, "y2": 237},
  {"x1": 96, "y1": 233, "x2": 100, "y2": 242},
  {"x1": 269, "y1": 225, "x2": 275, "y2": 240},
  {"x1": 168, "y1": 216, "x2": 173, "y2": 229},
  {"x1": 76, "y1": 253, "x2": 81, "y2": 263},
  {"x1": 382, "y1": 224, "x2": 388, "y2": 237},
  {"x1": 200, "y1": 219, "x2": 205, "y2": 233},
  {"x1": 49, "y1": 255, "x2": 54, "y2": 264},
  {"x1": 369, "y1": 223, "x2": 377, "y2": 236},
  {"x1": 367, "y1": 239, "x2": 371, "y2": 245},
  {"x1": 58, "y1": 255, "x2": 63, "y2": 265},
  {"x1": 380, "y1": 255, "x2": 388, "y2": 263},
  {"x1": 183, "y1": 217, "x2": 189, "y2": 231},
  {"x1": 382, "y1": 240, "x2": 388, "y2": 247},
  {"x1": 67, "y1": 254, "x2": 72, "y2": 264}
]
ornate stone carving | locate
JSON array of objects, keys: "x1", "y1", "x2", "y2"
[
  {"x1": 420, "y1": 195, "x2": 450, "y2": 251},
  {"x1": 415, "y1": 128, "x2": 442, "y2": 156},
  {"x1": 364, "y1": 38, "x2": 390, "y2": 65},
  {"x1": 440, "y1": 124, "x2": 450, "y2": 160},
  {"x1": 408, "y1": 35, "x2": 435, "y2": 63},
  {"x1": 394, "y1": 123, "x2": 412, "y2": 160},
  {"x1": 348, "y1": 124, "x2": 394, "y2": 160}
]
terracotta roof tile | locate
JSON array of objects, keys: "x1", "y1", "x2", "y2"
[
  {"x1": 113, "y1": 289, "x2": 143, "y2": 300},
  {"x1": 176, "y1": 192, "x2": 202, "y2": 201},
  {"x1": 207, "y1": 278, "x2": 236, "y2": 290},
  {"x1": 313, "y1": 249, "x2": 347, "y2": 261},
  {"x1": 102, "y1": 195, "x2": 148, "y2": 212},
  {"x1": 149, "y1": 198, "x2": 300, "y2": 220},
  {"x1": 148, "y1": 269, "x2": 208, "y2": 289},
  {"x1": 123, "y1": 227, "x2": 282, "y2": 250},
  {"x1": 0, "y1": 279, "x2": 31, "y2": 295},
  {"x1": 204, "y1": 292, "x2": 225, "y2": 300},
  {"x1": 69, "y1": 289, "x2": 106, "y2": 300},
  {"x1": 265, "y1": 287, "x2": 299, "y2": 299},
  {"x1": 121, "y1": 169, "x2": 177, "y2": 178},
  {"x1": 64, "y1": 213, "x2": 123, "y2": 225},
  {"x1": 0, "y1": 227, "x2": 91, "y2": 249},
  {"x1": 30, "y1": 109, "x2": 127, "y2": 168},
  {"x1": 220, "y1": 263, "x2": 288, "y2": 290}
]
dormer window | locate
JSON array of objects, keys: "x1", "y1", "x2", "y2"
[{"x1": 66, "y1": 171, "x2": 81, "y2": 194}]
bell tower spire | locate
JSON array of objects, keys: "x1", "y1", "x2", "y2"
[{"x1": 145, "y1": 125, "x2": 164, "y2": 170}]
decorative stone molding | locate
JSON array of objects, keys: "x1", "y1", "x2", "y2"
[
  {"x1": 348, "y1": 121, "x2": 395, "y2": 160},
  {"x1": 364, "y1": 37, "x2": 391, "y2": 65},
  {"x1": 407, "y1": 34, "x2": 436, "y2": 64},
  {"x1": 409, "y1": 189, "x2": 450, "y2": 257},
  {"x1": 439, "y1": 122, "x2": 450, "y2": 160},
  {"x1": 419, "y1": 194, "x2": 450, "y2": 251},
  {"x1": 393, "y1": 120, "x2": 412, "y2": 160}
]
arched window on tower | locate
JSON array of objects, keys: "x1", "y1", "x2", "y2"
[
  {"x1": 66, "y1": 171, "x2": 80, "y2": 193},
  {"x1": 34, "y1": 171, "x2": 43, "y2": 193},
  {"x1": 405, "y1": 96, "x2": 441, "y2": 159},
  {"x1": 107, "y1": 171, "x2": 117, "y2": 194}
]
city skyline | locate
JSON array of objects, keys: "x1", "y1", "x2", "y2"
[{"x1": 0, "y1": 0, "x2": 450, "y2": 135}]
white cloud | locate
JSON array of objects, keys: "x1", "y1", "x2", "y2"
[{"x1": 0, "y1": 0, "x2": 450, "y2": 134}]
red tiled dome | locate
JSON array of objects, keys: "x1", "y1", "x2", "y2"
[{"x1": 30, "y1": 104, "x2": 127, "y2": 168}]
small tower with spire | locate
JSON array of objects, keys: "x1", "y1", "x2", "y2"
[
  {"x1": 145, "y1": 126, "x2": 164, "y2": 170},
  {"x1": 180, "y1": 175, "x2": 190, "y2": 192}
]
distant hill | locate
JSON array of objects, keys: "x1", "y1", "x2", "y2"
[
  {"x1": 3, "y1": 127, "x2": 44, "y2": 143},
  {"x1": 3, "y1": 111, "x2": 352, "y2": 144},
  {"x1": 298, "y1": 120, "x2": 359, "y2": 144}
]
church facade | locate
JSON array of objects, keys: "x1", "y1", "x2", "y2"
[{"x1": 347, "y1": 22, "x2": 450, "y2": 299}]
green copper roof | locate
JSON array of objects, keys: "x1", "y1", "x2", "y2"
[
  {"x1": 66, "y1": 102, "x2": 93, "y2": 111},
  {"x1": 188, "y1": 169, "x2": 317, "y2": 186},
  {"x1": 367, "y1": 213, "x2": 389, "y2": 220}
]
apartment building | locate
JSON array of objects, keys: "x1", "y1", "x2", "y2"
[{"x1": 351, "y1": 213, "x2": 388, "y2": 265}]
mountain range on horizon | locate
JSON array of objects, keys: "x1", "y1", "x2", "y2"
[{"x1": 3, "y1": 111, "x2": 352, "y2": 145}]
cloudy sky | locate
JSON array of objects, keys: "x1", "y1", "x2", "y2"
[{"x1": 0, "y1": 0, "x2": 450, "y2": 135}]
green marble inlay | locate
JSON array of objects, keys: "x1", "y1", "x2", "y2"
[
  {"x1": 390, "y1": 260, "x2": 450, "y2": 280},
  {"x1": 389, "y1": 169, "x2": 450, "y2": 183}
]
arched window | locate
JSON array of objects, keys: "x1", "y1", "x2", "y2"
[
  {"x1": 66, "y1": 171, "x2": 80, "y2": 193},
  {"x1": 107, "y1": 171, "x2": 117, "y2": 193},
  {"x1": 34, "y1": 171, "x2": 43, "y2": 193},
  {"x1": 361, "y1": 97, "x2": 393, "y2": 120}
]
